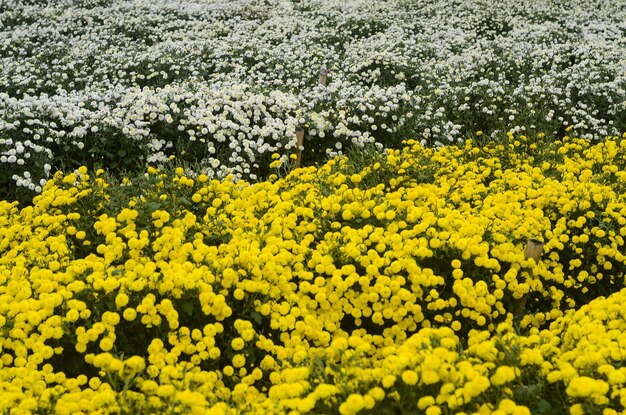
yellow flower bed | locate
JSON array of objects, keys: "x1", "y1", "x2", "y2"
[{"x1": 1, "y1": 134, "x2": 626, "y2": 414}]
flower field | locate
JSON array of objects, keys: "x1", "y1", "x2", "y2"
[
  {"x1": 2, "y1": 135, "x2": 626, "y2": 414},
  {"x1": 3, "y1": 0, "x2": 626, "y2": 414},
  {"x1": 1, "y1": 0, "x2": 626, "y2": 202}
]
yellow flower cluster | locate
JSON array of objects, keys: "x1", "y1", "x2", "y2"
[{"x1": 1, "y1": 134, "x2": 626, "y2": 413}]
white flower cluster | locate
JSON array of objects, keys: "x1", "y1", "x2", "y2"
[{"x1": 1, "y1": 0, "x2": 625, "y2": 195}]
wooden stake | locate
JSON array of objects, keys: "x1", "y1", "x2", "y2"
[
  {"x1": 318, "y1": 67, "x2": 329, "y2": 86},
  {"x1": 513, "y1": 238, "x2": 544, "y2": 320},
  {"x1": 524, "y1": 238, "x2": 544, "y2": 263},
  {"x1": 295, "y1": 127, "x2": 304, "y2": 168}
]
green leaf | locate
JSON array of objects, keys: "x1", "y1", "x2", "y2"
[
  {"x1": 536, "y1": 399, "x2": 552, "y2": 414},
  {"x1": 183, "y1": 301, "x2": 194, "y2": 316},
  {"x1": 148, "y1": 202, "x2": 161, "y2": 211},
  {"x1": 251, "y1": 311, "x2": 263, "y2": 324}
]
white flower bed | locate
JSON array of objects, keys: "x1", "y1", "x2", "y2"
[{"x1": 1, "y1": 0, "x2": 625, "y2": 195}]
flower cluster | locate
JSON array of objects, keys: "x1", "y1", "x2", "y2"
[
  {"x1": 1, "y1": 0, "x2": 626, "y2": 202},
  {"x1": 1, "y1": 134, "x2": 626, "y2": 413}
]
